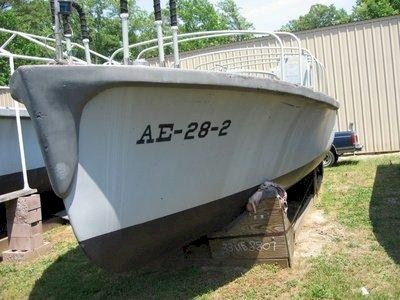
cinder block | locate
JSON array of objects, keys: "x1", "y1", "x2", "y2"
[
  {"x1": 9, "y1": 233, "x2": 44, "y2": 251},
  {"x1": 25, "y1": 194, "x2": 41, "y2": 211},
  {"x1": 2, "y1": 242, "x2": 51, "y2": 263},
  {"x1": 7, "y1": 222, "x2": 43, "y2": 238},
  {"x1": 6, "y1": 194, "x2": 42, "y2": 225},
  {"x1": 6, "y1": 201, "x2": 28, "y2": 225},
  {"x1": 26, "y1": 208, "x2": 42, "y2": 224},
  {"x1": 4, "y1": 194, "x2": 46, "y2": 253}
]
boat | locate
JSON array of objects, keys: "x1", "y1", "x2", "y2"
[
  {"x1": 10, "y1": 0, "x2": 339, "y2": 272},
  {"x1": 0, "y1": 91, "x2": 48, "y2": 194},
  {"x1": 0, "y1": 26, "x2": 111, "y2": 195}
]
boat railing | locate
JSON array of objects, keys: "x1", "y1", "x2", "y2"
[
  {"x1": 0, "y1": 28, "x2": 113, "y2": 65},
  {"x1": 0, "y1": 27, "x2": 113, "y2": 195},
  {"x1": 109, "y1": 30, "x2": 327, "y2": 94}
]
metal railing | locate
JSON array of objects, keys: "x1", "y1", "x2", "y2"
[
  {"x1": 109, "y1": 30, "x2": 327, "y2": 94},
  {"x1": 0, "y1": 28, "x2": 113, "y2": 194},
  {"x1": 0, "y1": 28, "x2": 112, "y2": 64}
]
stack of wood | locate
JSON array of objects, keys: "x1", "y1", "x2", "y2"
[{"x1": 208, "y1": 195, "x2": 294, "y2": 267}]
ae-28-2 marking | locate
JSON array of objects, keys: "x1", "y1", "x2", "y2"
[{"x1": 136, "y1": 120, "x2": 231, "y2": 144}]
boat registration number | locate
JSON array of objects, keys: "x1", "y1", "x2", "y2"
[{"x1": 136, "y1": 120, "x2": 231, "y2": 144}]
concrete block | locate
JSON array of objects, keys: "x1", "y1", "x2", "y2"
[
  {"x1": 7, "y1": 222, "x2": 43, "y2": 238},
  {"x1": 6, "y1": 195, "x2": 42, "y2": 225},
  {"x1": 2, "y1": 242, "x2": 51, "y2": 263},
  {"x1": 9, "y1": 234, "x2": 43, "y2": 251}
]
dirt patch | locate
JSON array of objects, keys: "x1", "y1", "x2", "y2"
[{"x1": 292, "y1": 205, "x2": 349, "y2": 265}]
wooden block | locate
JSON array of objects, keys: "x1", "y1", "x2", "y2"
[
  {"x1": 286, "y1": 227, "x2": 294, "y2": 267},
  {"x1": 7, "y1": 222, "x2": 42, "y2": 238},
  {"x1": 209, "y1": 236, "x2": 288, "y2": 260},
  {"x1": 257, "y1": 198, "x2": 283, "y2": 211},
  {"x1": 9, "y1": 234, "x2": 43, "y2": 251},
  {"x1": 211, "y1": 210, "x2": 286, "y2": 238},
  {"x1": 208, "y1": 195, "x2": 294, "y2": 268},
  {"x1": 212, "y1": 258, "x2": 290, "y2": 268}
]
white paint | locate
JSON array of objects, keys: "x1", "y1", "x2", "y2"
[
  {"x1": 65, "y1": 86, "x2": 336, "y2": 241},
  {"x1": 0, "y1": 112, "x2": 44, "y2": 176}
]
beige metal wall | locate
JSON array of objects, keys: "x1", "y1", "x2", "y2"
[
  {"x1": 178, "y1": 16, "x2": 400, "y2": 153},
  {"x1": 298, "y1": 16, "x2": 400, "y2": 154},
  {"x1": 0, "y1": 87, "x2": 24, "y2": 108}
]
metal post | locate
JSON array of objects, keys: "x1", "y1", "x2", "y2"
[
  {"x1": 298, "y1": 46, "x2": 302, "y2": 86},
  {"x1": 10, "y1": 56, "x2": 31, "y2": 191},
  {"x1": 120, "y1": 13, "x2": 130, "y2": 65},
  {"x1": 82, "y1": 38, "x2": 92, "y2": 64},
  {"x1": 169, "y1": 0, "x2": 179, "y2": 68},
  {"x1": 65, "y1": 35, "x2": 72, "y2": 61},
  {"x1": 155, "y1": 20, "x2": 165, "y2": 67},
  {"x1": 171, "y1": 26, "x2": 180, "y2": 68},
  {"x1": 53, "y1": 0, "x2": 64, "y2": 61}
]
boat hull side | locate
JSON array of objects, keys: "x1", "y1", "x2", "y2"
[
  {"x1": 64, "y1": 86, "x2": 336, "y2": 243},
  {"x1": 10, "y1": 65, "x2": 339, "y2": 198},
  {"x1": 9, "y1": 66, "x2": 339, "y2": 272},
  {"x1": 80, "y1": 154, "x2": 324, "y2": 273}
]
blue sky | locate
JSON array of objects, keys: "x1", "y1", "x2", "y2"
[{"x1": 136, "y1": 0, "x2": 355, "y2": 30}]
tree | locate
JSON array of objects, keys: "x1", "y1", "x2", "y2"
[
  {"x1": 0, "y1": 0, "x2": 254, "y2": 83},
  {"x1": 389, "y1": 0, "x2": 400, "y2": 10},
  {"x1": 352, "y1": 0, "x2": 399, "y2": 21},
  {"x1": 281, "y1": 4, "x2": 351, "y2": 32},
  {"x1": 282, "y1": 1, "x2": 399, "y2": 32},
  {"x1": 177, "y1": 0, "x2": 227, "y2": 33},
  {"x1": 217, "y1": 0, "x2": 253, "y2": 31}
]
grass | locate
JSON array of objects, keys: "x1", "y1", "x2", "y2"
[{"x1": 1, "y1": 153, "x2": 399, "y2": 299}]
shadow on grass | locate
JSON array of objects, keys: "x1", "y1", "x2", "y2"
[
  {"x1": 29, "y1": 244, "x2": 249, "y2": 299},
  {"x1": 334, "y1": 159, "x2": 360, "y2": 167},
  {"x1": 370, "y1": 163, "x2": 400, "y2": 265}
]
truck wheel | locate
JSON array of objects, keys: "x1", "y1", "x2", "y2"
[{"x1": 323, "y1": 150, "x2": 337, "y2": 167}]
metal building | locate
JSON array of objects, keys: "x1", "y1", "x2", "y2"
[{"x1": 178, "y1": 15, "x2": 400, "y2": 154}]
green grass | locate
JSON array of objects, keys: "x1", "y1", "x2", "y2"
[{"x1": 1, "y1": 154, "x2": 399, "y2": 299}]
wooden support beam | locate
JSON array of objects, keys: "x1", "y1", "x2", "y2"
[{"x1": 208, "y1": 196, "x2": 295, "y2": 267}]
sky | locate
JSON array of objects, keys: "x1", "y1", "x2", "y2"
[{"x1": 136, "y1": 0, "x2": 356, "y2": 30}]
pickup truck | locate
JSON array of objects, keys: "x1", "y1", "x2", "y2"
[{"x1": 323, "y1": 131, "x2": 363, "y2": 167}]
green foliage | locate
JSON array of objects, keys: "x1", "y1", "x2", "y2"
[
  {"x1": 353, "y1": 0, "x2": 399, "y2": 21},
  {"x1": 281, "y1": 4, "x2": 351, "y2": 32},
  {"x1": 302, "y1": 255, "x2": 352, "y2": 299},
  {"x1": 217, "y1": 0, "x2": 253, "y2": 41},
  {"x1": 390, "y1": 0, "x2": 400, "y2": 10},
  {"x1": 282, "y1": 0, "x2": 400, "y2": 32},
  {"x1": 177, "y1": 0, "x2": 226, "y2": 33},
  {"x1": 0, "y1": 0, "x2": 253, "y2": 82},
  {"x1": 175, "y1": 0, "x2": 253, "y2": 51},
  {"x1": 217, "y1": 0, "x2": 253, "y2": 31}
]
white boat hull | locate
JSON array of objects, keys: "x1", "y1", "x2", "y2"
[
  {"x1": 0, "y1": 109, "x2": 47, "y2": 194},
  {"x1": 10, "y1": 65, "x2": 338, "y2": 272}
]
